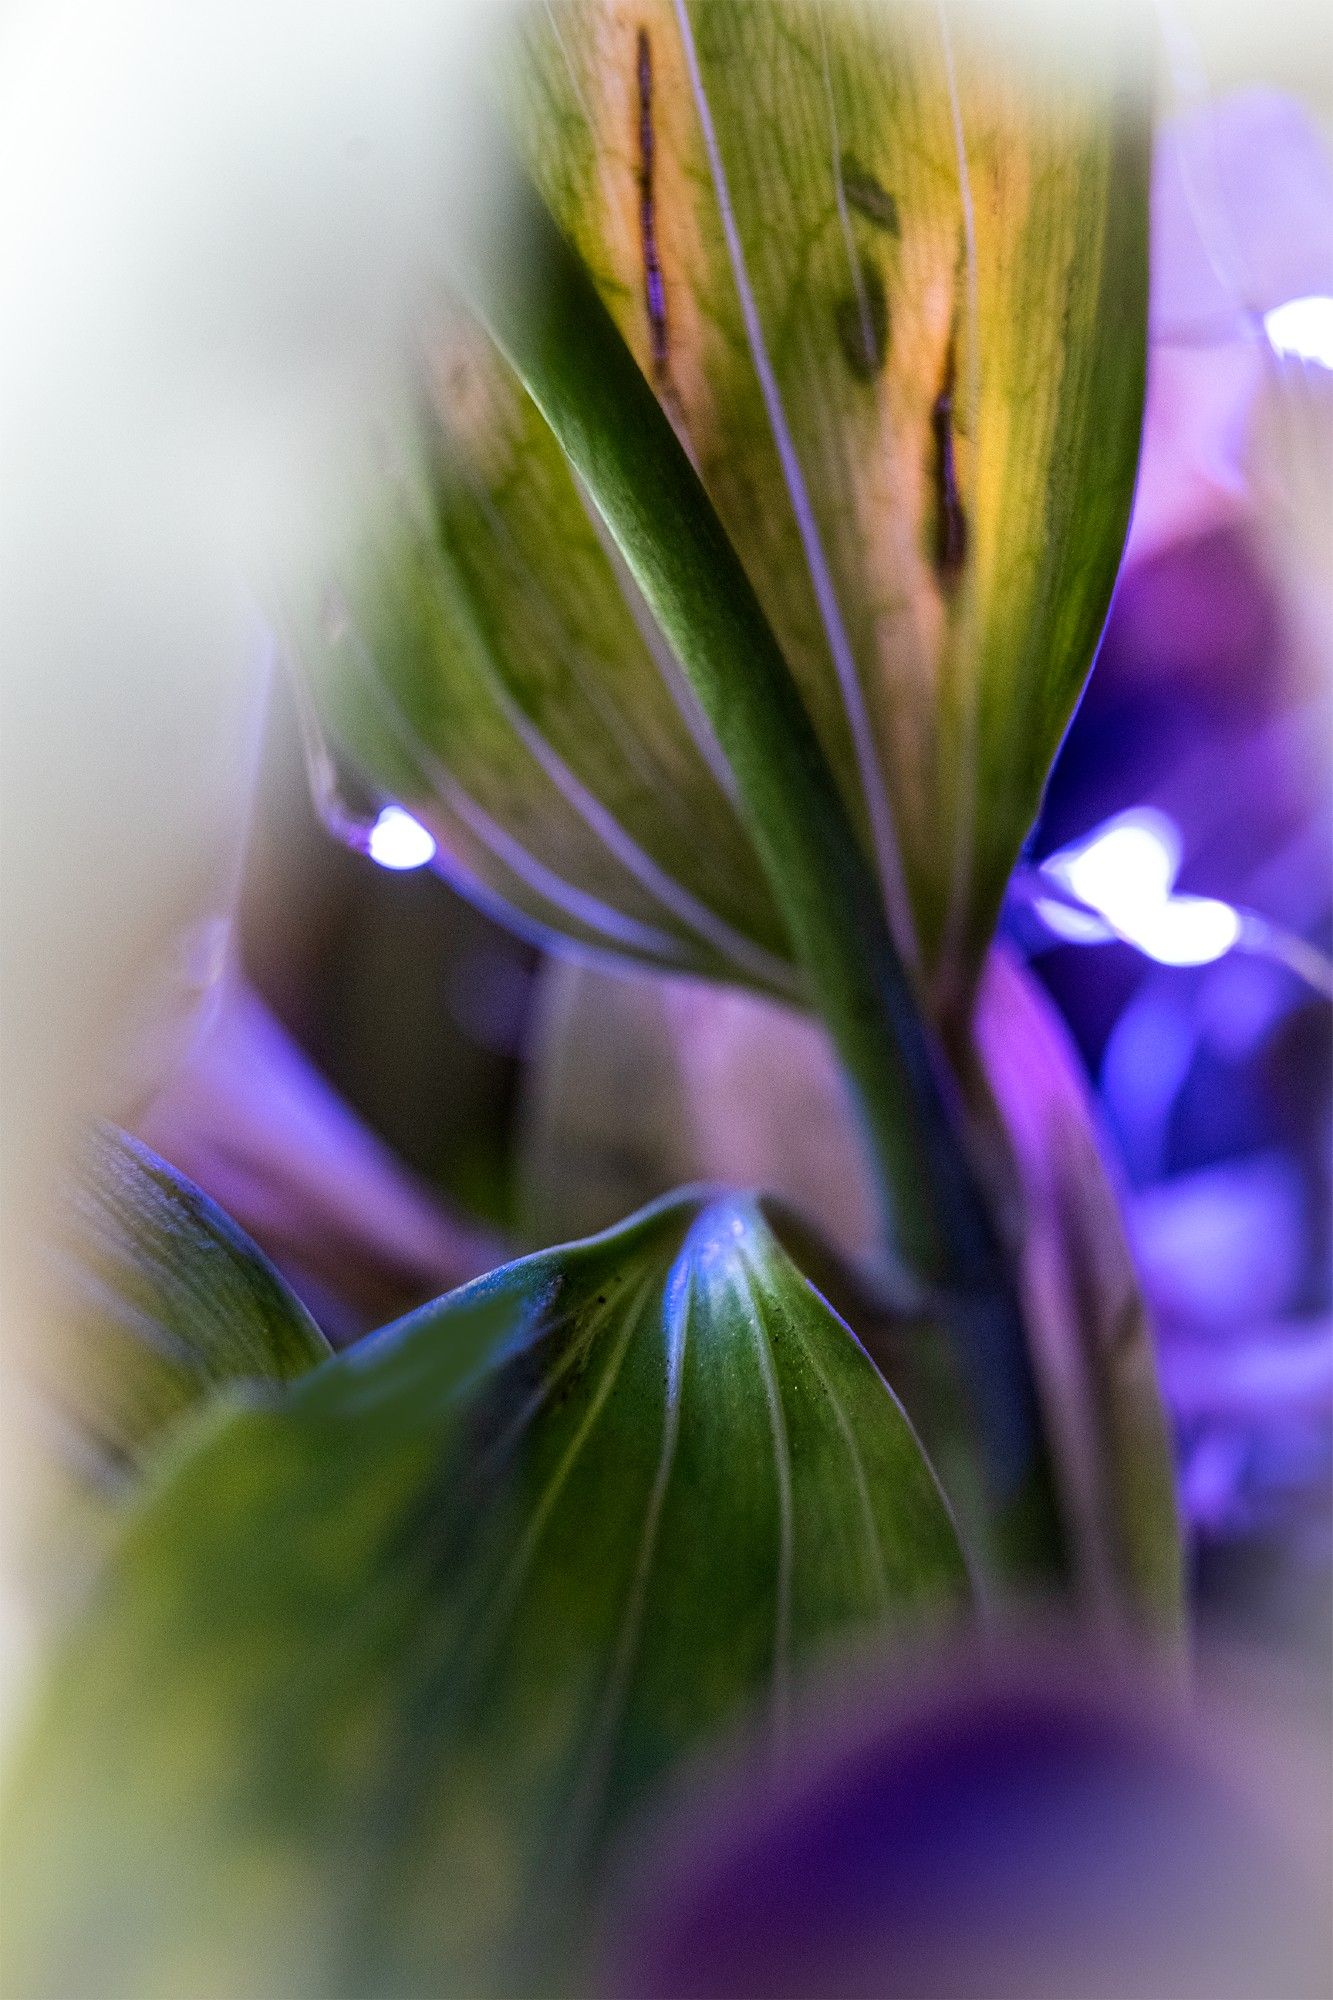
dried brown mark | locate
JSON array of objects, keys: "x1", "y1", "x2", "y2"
[
  {"x1": 834, "y1": 260, "x2": 888, "y2": 380},
  {"x1": 840, "y1": 154, "x2": 900, "y2": 235},
  {"x1": 931, "y1": 338, "x2": 967, "y2": 584},
  {"x1": 636, "y1": 27, "x2": 669, "y2": 381}
]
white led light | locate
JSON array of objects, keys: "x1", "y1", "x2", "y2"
[
  {"x1": 1040, "y1": 808, "x2": 1240, "y2": 969},
  {"x1": 1263, "y1": 295, "x2": 1333, "y2": 369},
  {"x1": 1054, "y1": 810, "x2": 1179, "y2": 931},
  {"x1": 1126, "y1": 896, "x2": 1241, "y2": 967},
  {"x1": 366, "y1": 806, "x2": 436, "y2": 872}
]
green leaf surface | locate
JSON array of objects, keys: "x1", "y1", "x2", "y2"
[
  {"x1": 3, "y1": 1191, "x2": 970, "y2": 1999},
  {"x1": 457, "y1": 131, "x2": 1069, "y2": 1570},
  {"x1": 509, "y1": 0, "x2": 1149, "y2": 1000},
  {"x1": 38, "y1": 1126, "x2": 330, "y2": 1493},
  {"x1": 517, "y1": 950, "x2": 1183, "y2": 1635},
  {"x1": 295, "y1": 356, "x2": 795, "y2": 992},
  {"x1": 292, "y1": 3, "x2": 1148, "y2": 1536},
  {"x1": 298, "y1": 0, "x2": 1148, "y2": 1007}
]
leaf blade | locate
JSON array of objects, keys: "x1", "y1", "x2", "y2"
[
  {"x1": 508, "y1": 0, "x2": 1150, "y2": 992},
  {"x1": 3, "y1": 1192, "x2": 970, "y2": 1999},
  {"x1": 514, "y1": 952, "x2": 1184, "y2": 1632},
  {"x1": 39, "y1": 1126, "x2": 330, "y2": 1488}
]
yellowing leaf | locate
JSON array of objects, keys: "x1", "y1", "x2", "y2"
[{"x1": 299, "y1": 0, "x2": 1149, "y2": 1006}]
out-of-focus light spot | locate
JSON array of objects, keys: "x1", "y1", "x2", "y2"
[
  {"x1": 1131, "y1": 1151, "x2": 1304, "y2": 1330},
  {"x1": 1032, "y1": 895, "x2": 1110, "y2": 946},
  {"x1": 1130, "y1": 897, "x2": 1241, "y2": 967},
  {"x1": 1058, "y1": 810, "x2": 1178, "y2": 928},
  {"x1": 1100, "y1": 991, "x2": 1197, "y2": 1182},
  {"x1": 366, "y1": 806, "x2": 436, "y2": 871},
  {"x1": 1263, "y1": 295, "x2": 1333, "y2": 368},
  {"x1": 1039, "y1": 808, "x2": 1240, "y2": 969}
]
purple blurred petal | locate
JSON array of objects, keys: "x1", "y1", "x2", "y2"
[
  {"x1": 1130, "y1": 1151, "x2": 1305, "y2": 1329},
  {"x1": 1152, "y1": 91, "x2": 1333, "y2": 344},
  {"x1": 1130, "y1": 92, "x2": 1333, "y2": 567},
  {"x1": 135, "y1": 978, "x2": 503, "y2": 1341},
  {"x1": 602, "y1": 1648, "x2": 1331, "y2": 2000}
]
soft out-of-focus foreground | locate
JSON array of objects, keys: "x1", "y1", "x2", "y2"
[{"x1": 1, "y1": 2, "x2": 1330, "y2": 1996}]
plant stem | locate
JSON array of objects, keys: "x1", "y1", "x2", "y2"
[{"x1": 473, "y1": 186, "x2": 1066, "y2": 1580}]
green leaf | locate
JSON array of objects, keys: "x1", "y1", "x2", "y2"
[
  {"x1": 38, "y1": 1126, "x2": 330, "y2": 1492},
  {"x1": 463, "y1": 157, "x2": 1071, "y2": 1577},
  {"x1": 508, "y1": 0, "x2": 1149, "y2": 1001},
  {"x1": 294, "y1": 317, "x2": 795, "y2": 994},
  {"x1": 289, "y1": 0, "x2": 1147, "y2": 1585},
  {"x1": 291, "y1": 2, "x2": 1148, "y2": 1556},
  {"x1": 516, "y1": 952, "x2": 1183, "y2": 1635},
  {"x1": 3, "y1": 1191, "x2": 971, "y2": 1999},
  {"x1": 298, "y1": 0, "x2": 1148, "y2": 1006}
]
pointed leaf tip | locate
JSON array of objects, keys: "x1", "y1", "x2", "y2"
[{"x1": 35, "y1": 1124, "x2": 329, "y2": 1493}]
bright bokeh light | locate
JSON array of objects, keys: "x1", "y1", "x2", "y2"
[
  {"x1": 1038, "y1": 808, "x2": 1241, "y2": 968},
  {"x1": 366, "y1": 805, "x2": 437, "y2": 872},
  {"x1": 1125, "y1": 895, "x2": 1242, "y2": 967},
  {"x1": 1263, "y1": 295, "x2": 1333, "y2": 369},
  {"x1": 1058, "y1": 810, "x2": 1179, "y2": 929}
]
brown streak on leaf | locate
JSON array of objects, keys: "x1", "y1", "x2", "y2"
[
  {"x1": 635, "y1": 26, "x2": 670, "y2": 382},
  {"x1": 840, "y1": 153, "x2": 900, "y2": 235},
  {"x1": 931, "y1": 334, "x2": 967, "y2": 586}
]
